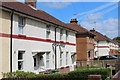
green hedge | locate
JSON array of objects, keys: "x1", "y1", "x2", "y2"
[
  {"x1": 68, "y1": 68, "x2": 111, "y2": 80},
  {"x1": 2, "y1": 69, "x2": 111, "y2": 80}
]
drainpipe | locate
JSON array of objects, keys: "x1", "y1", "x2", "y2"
[
  {"x1": 10, "y1": 10, "x2": 14, "y2": 72},
  {"x1": 55, "y1": 27, "x2": 57, "y2": 70}
]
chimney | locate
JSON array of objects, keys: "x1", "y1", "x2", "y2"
[
  {"x1": 90, "y1": 28, "x2": 95, "y2": 32},
  {"x1": 70, "y1": 19, "x2": 78, "y2": 24},
  {"x1": 25, "y1": 0, "x2": 37, "y2": 8}
]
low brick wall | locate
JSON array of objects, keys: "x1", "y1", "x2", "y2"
[
  {"x1": 59, "y1": 65, "x2": 76, "y2": 73},
  {"x1": 88, "y1": 75, "x2": 102, "y2": 80},
  {"x1": 88, "y1": 75, "x2": 101, "y2": 80},
  {"x1": 115, "y1": 60, "x2": 120, "y2": 72}
]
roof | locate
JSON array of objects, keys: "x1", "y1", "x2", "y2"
[
  {"x1": 1, "y1": 1, "x2": 77, "y2": 32},
  {"x1": 66, "y1": 23, "x2": 95, "y2": 37},
  {"x1": 90, "y1": 30, "x2": 112, "y2": 41}
]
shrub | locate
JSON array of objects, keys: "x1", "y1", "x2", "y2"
[
  {"x1": 2, "y1": 69, "x2": 111, "y2": 80},
  {"x1": 68, "y1": 68, "x2": 111, "y2": 80},
  {"x1": 2, "y1": 71, "x2": 41, "y2": 78}
]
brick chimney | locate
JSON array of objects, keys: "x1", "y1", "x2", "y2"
[
  {"x1": 25, "y1": 0, "x2": 37, "y2": 8},
  {"x1": 70, "y1": 19, "x2": 78, "y2": 24}
]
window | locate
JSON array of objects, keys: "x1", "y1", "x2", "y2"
[
  {"x1": 66, "y1": 52, "x2": 68, "y2": 65},
  {"x1": 66, "y1": 31, "x2": 68, "y2": 41},
  {"x1": 46, "y1": 52, "x2": 50, "y2": 68},
  {"x1": 60, "y1": 29, "x2": 63, "y2": 40},
  {"x1": 46, "y1": 25, "x2": 51, "y2": 38},
  {"x1": 71, "y1": 55, "x2": 75, "y2": 64},
  {"x1": 60, "y1": 52, "x2": 63, "y2": 66},
  {"x1": 34, "y1": 57, "x2": 37, "y2": 67},
  {"x1": 18, "y1": 51, "x2": 25, "y2": 70},
  {"x1": 18, "y1": 16, "x2": 25, "y2": 34}
]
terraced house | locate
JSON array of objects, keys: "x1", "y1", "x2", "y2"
[
  {"x1": 90, "y1": 29, "x2": 119, "y2": 58},
  {"x1": 0, "y1": 0, "x2": 77, "y2": 78},
  {"x1": 66, "y1": 19, "x2": 95, "y2": 61}
]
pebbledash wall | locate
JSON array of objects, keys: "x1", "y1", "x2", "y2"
[
  {"x1": 0, "y1": 5, "x2": 76, "y2": 77},
  {"x1": 0, "y1": 10, "x2": 11, "y2": 78},
  {"x1": 12, "y1": 14, "x2": 76, "y2": 73},
  {"x1": 94, "y1": 41, "x2": 119, "y2": 57}
]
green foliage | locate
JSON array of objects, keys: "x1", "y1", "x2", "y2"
[
  {"x1": 113, "y1": 37, "x2": 120, "y2": 43},
  {"x1": 2, "y1": 69, "x2": 111, "y2": 80},
  {"x1": 2, "y1": 71, "x2": 42, "y2": 78},
  {"x1": 68, "y1": 68, "x2": 111, "y2": 80}
]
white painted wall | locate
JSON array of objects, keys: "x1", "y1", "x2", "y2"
[
  {"x1": 12, "y1": 14, "x2": 76, "y2": 73},
  {"x1": 94, "y1": 41, "x2": 109, "y2": 57},
  {"x1": 94, "y1": 40, "x2": 119, "y2": 58}
]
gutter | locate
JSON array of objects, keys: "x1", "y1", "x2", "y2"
[{"x1": 10, "y1": 10, "x2": 14, "y2": 72}]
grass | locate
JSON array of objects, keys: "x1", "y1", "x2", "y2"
[{"x1": 76, "y1": 67, "x2": 105, "y2": 71}]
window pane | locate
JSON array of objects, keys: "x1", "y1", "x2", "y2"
[
  {"x1": 18, "y1": 25, "x2": 23, "y2": 34},
  {"x1": 34, "y1": 58, "x2": 36, "y2": 67},
  {"x1": 46, "y1": 53, "x2": 49, "y2": 59},
  {"x1": 60, "y1": 52, "x2": 63, "y2": 66},
  {"x1": 18, "y1": 51, "x2": 23, "y2": 60},
  {"x1": 46, "y1": 60, "x2": 49, "y2": 68},
  {"x1": 66, "y1": 52, "x2": 68, "y2": 65},
  {"x1": 46, "y1": 25, "x2": 50, "y2": 38},
  {"x1": 18, "y1": 61, "x2": 23, "y2": 70},
  {"x1": 18, "y1": 16, "x2": 25, "y2": 34}
]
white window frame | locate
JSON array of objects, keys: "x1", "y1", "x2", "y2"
[
  {"x1": 46, "y1": 52, "x2": 50, "y2": 68},
  {"x1": 46, "y1": 25, "x2": 51, "y2": 39},
  {"x1": 18, "y1": 51, "x2": 25, "y2": 70},
  {"x1": 18, "y1": 16, "x2": 25, "y2": 34},
  {"x1": 60, "y1": 52, "x2": 63, "y2": 66}
]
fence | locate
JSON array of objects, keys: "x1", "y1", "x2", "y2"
[{"x1": 76, "y1": 60, "x2": 118, "y2": 68}]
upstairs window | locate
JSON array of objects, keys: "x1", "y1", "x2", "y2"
[
  {"x1": 66, "y1": 31, "x2": 68, "y2": 41},
  {"x1": 18, "y1": 16, "x2": 25, "y2": 34},
  {"x1": 60, "y1": 29, "x2": 63, "y2": 40},
  {"x1": 46, "y1": 25, "x2": 51, "y2": 38}
]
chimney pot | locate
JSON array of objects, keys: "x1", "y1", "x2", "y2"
[
  {"x1": 25, "y1": 0, "x2": 37, "y2": 8},
  {"x1": 70, "y1": 19, "x2": 78, "y2": 24},
  {"x1": 90, "y1": 28, "x2": 95, "y2": 32}
]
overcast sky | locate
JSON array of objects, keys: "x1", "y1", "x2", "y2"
[{"x1": 17, "y1": 0, "x2": 119, "y2": 39}]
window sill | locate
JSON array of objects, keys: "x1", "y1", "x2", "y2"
[
  {"x1": 66, "y1": 42, "x2": 69, "y2": 44},
  {"x1": 18, "y1": 34, "x2": 26, "y2": 38},
  {"x1": 66, "y1": 66, "x2": 69, "y2": 68},
  {"x1": 60, "y1": 41, "x2": 64, "y2": 43},
  {"x1": 60, "y1": 67, "x2": 64, "y2": 69},
  {"x1": 46, "y1": 39, "x2": 51, "y2": 41},
  {"x1": 47, "y1": 69, "x2": 52, "y2": 71}
]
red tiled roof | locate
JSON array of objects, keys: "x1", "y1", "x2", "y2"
[
  {"x1": 90, "y1": 30, "x2": 111, "y2": 41},
  {"x1": 66, "y1": 23, "x2": 95, "y2": 36},
  {"x1": 66, "y1": 23, "x2": 88, "y2": 33},
  {"x1": 1, "y1": 1, "x2": 70, "y2": 30},
  {"x1": 1, "y1": 1, "x2": 96, "y2": 35}
]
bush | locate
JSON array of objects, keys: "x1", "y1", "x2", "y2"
[
  {"x1": 2, "y1": 71, "x2": 41, "y2": 78},
  {"x1": 68, "y1": 68, "x2": 111, "y2": 80},
  {"x1": 2, "y1": 69, "x2": 111, "y2": 80}
]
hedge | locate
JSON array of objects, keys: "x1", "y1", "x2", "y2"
[
  {"x1": 68, "y1": 68, "x2": 111, "y2": 80},
  {"x1": 1, "y1": 69, "x2": 111, "y2": 80}
]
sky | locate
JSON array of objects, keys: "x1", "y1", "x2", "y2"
[{"x1": 17, "y1": 0, "x2": 119, "y2": 39}]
